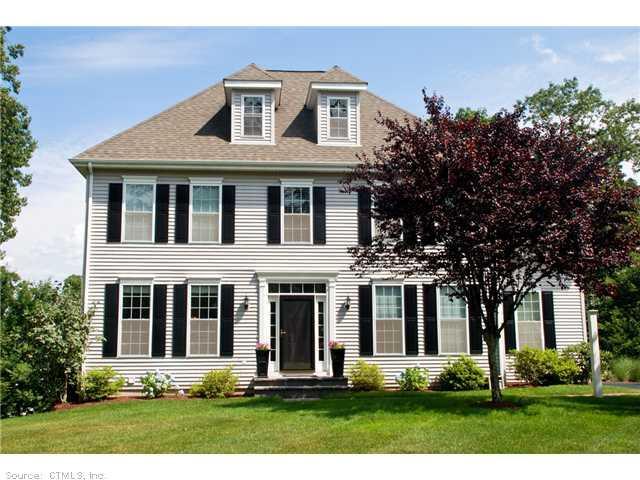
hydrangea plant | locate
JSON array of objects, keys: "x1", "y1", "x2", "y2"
[{"x1": 139, "y1": 370, "x2": 174, "y2": 399}]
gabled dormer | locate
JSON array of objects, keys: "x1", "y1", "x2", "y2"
[
  {"x1": 305, "y1": 66, "x2": 368, "y2": 147},
  {"x1": 223, "y1": 64, "x2": 282, "y2": 145}
]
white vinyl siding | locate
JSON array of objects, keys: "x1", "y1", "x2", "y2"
[
  {"x1": 439, "y1": 286, "x2": 469, "y2": 354},
  {"x1": 123, "y1": 183, "x2": 154, "y2": 242},
  {"x1": 120, "y1": 284, "x2": 152, "y2": 356},
  {"x1": 516, "y1": 292, "x2": 543, "y2": 350},
  {"x1": 190, "y1": 185, "x2": 221, "y2": 243},
  {"x1": 317, "y1": 93, "x2": 359, "y2": 146},
  {"x1": 283, "y1": 186, "x2": 311, "y2": 243},
  {"x1": 188, "y1": 285, "x2": 220, "y2": 356},
  {"x1": 83, "y1": 172, "x2": 587, "y2": 389},
  {"x1": 231, "y1": 91, "x2": 273, "y2": 144},
  {"x1": 374, "y1": 285, "x2": 404, "y2": 355}
]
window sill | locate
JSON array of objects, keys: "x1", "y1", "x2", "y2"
[
  {"x1": 117, "y1": 355, "x2": 152, "y2": 359},
  {"x1": 121, "y1": 240, "x2": 155, "y2": 244}
]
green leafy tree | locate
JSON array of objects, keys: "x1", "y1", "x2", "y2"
[
  {"x1": 593, "y1": 254, "x2": 640, "y2": 357},
  {"x1": 518, "y1": 77, "x2": 640, "y2": 171},
  {"x1": 455, "y1": 107, "x2": 490, "y2": 122},
  {"x1": 519, "y1": 78, "x2": 640, "y2": 356},
  {"x1": 0, "y1": 267, "x2": 92, "y2": 417},
  {"x1": 1, "y1": 26, "x2": 37, "y2": 245}
]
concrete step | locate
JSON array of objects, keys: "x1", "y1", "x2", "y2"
[{"x1": 248, "y1": 376, "x2": 349, "y2": 398}]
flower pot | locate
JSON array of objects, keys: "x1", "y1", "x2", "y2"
[
  {"x1": 330, "y1": 348, "x2": 345, "y2": 378},
  {"x1": 256, "y1": 349, "x2": 270, "y2": 378}
]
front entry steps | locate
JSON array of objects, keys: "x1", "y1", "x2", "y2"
[{"x1": 248, "y1": 376, "x2": 349, "y2": 398}]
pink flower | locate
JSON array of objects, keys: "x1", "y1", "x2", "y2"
[
  {"x1": 329, "y1": 340, "x2": 345, "y2": 350},
  {"x1": 255, "y1": 342, "x2": 271, "y2": 351}
]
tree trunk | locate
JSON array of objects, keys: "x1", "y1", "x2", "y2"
[{"x1": 486, "y1": 334, "x2": 503, "y2": 403}]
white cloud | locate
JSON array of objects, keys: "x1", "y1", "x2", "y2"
[
  {"x1": 22, "y1": 30, "x2": 220, "y2": 80},
  {"x1": 2, "y1": 136, "x2": 100, "y2": 281},
  {"x1": 584, "y1": 34, "x2": 639, "y2": 64},
  {"x1": 529, "y1": 34, "x2": 561, "y2": 65}
]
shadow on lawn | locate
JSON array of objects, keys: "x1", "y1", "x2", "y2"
[{"x1": 222, "y1": 390, "x2": 640, "y2": 420}]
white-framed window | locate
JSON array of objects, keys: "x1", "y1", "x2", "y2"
[
  {"x1": 119, "y1": 283, "x2": 153, "y2": 356},
  {"x1": 187, "y1": 283, "x2": 220, "y2": 356},
  {"x1": 122, "y1": 179, "x2": 156, "y2": 242},
  {"x1": 328, "y1": 96, "x2": 349, "y2": 139},
  {"x1": 282, "y1": 185, "x2": 312, "y2": 243},
  {"x1": 190, "y1": 180, "x2": 222, "y2": 243},
  {"x1": 242, "y1": 95, "x2": 264, "y2": 137},
  {"x1": 515, "y1": 291, "x2": 544, "y2": 350},
  {"x1": 373, "y1": 285, "x2": 404, "y2": 355},
  {"x1": 439, "y1": 286, "x2": 469, "y2": 354}
]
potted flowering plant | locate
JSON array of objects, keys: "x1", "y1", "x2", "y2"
[
  {"x1": 255, "y1": 343, "x2": 271, "y2": 378},
  {"x1": 329, "y1": 340, "x2": 345, "y2": 378}
]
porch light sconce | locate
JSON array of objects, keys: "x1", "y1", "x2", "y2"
[
  {"x1": 243, "y1": 296, "x2": 249, "y2": 310},
  {"x1": 344, "y1": 296, "x2": 351, "y2": 310}
]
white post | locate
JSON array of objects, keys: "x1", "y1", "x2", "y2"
[{"x1": 588, "y1": 309, "x2": 603, "y2": 398}]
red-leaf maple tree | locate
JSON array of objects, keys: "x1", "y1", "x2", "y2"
[{"x1": 343, "y1": 93, "x2": 640, "y2": 402}]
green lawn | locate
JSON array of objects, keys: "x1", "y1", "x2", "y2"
[{"x1": 1, "y1": 385, "x2": 639, "y2": 453}]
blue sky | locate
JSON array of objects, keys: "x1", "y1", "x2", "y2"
[{"x1": 3, "y1": 27, "x2": 639, "y2": 280}]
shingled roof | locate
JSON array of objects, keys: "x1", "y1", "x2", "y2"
[
  {"x1": 72, "y1": 65, "x2": 415, "y2": 166},
  {"x1": 224, "y1": 63, "x2": 277, "y2": 81}
]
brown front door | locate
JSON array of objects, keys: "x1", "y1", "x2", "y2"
[{"x1": 279, "y1": 296, "x2": 314, "y2": 371}]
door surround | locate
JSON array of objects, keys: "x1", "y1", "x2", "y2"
[{"x1": 256, "y1": 271, "x2": 338, "y2": 377}]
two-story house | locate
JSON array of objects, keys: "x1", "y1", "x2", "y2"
[{"x1": 71, "y1": 64, "x2": 588, "y2": 392}]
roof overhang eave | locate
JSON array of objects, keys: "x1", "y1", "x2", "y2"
[
  {"x1": 304, "y1": 81, "x2": 369, "y2": 109},
  {"x1": 69, "y1": 157, "x2": 359, "y2": 176},
  {"x1": 222, "y1": 79, "x2": 283, "y2": 107}
]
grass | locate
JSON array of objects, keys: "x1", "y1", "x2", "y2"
[{"x1": 1, "y1": 385, "x2": 639, "y2": 453}]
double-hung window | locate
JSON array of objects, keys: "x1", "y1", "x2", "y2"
[
  {"x1": 120, "y1": 284, "x2": 152, "y2": 356},
  {"x1": 191, "y1": 183, "x2": 221, "y2": 242},
  {"x1": 283, "y1": 186, "x2": 311, "y2": 243},
  {"x1": 123, "y1": 182, "x2": 155, "y2": 242},
  {"x1": 516, "y1": 292, "x2": 543, "y2": 349},
  {"x1": 374, "y1": 285, "x2": 404, "y2": 354},
  {"x1": 329, "y1": 97, "x2": 349, "y2": 138},
  {"x1": 188, "y1": 284, "x2": 220, "y2": 356},
  {"x1": 439, "y1": 286, "x2": 469, "y2": 354},
  {"x1": 242, "y1": 95, "x2": 263, "y2": 137}
]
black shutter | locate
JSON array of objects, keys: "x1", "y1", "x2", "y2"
[
  {"x1": 106, "y1": 183, "x2": 122, "y2": 243},
  {"x1": 151, "y1": 285, "x2": 167, "y2": 357},
  {"x1": 220, "y1": 284, "x2": 234, "y2": 357},
  {"x1": 313, "y1": 186, "x2": 326, "y2": 245},
  {"x1": 267, "y1": 186, "x2": 281, "y2": 244},
  {"x1": 103, "y1": 284, "x2": 119, "y2": 357},
  {"x1": 221, "y1": 185, "x2": 236, "y2": 244},
  {"x1": 358, "y1": 285, "x2": 373, "y2": 356},
  {"x1": 542, "y1": 291, "x2": 557, "y2": 349},
  {"x1": 423, "y1": 284, "x2": 438, "y2": 354},
  {"x1": 468, "y1": 286, "x2": 483, "y2": 354},
  {"x1": 172, "y1": 284, "x2": 187, "y2": 357},
  {"x1": 175, "y1": 184, "x2": 189, "y2": 244},
  {"x1": 503, "y1": 293, "x2": 516, "y2": 352},
  {"x1": 154, "y1": 184, "x2": 169, "y2": 243},
  {"x1": 402, "y1": 217, "x2": 417, "y2": 247},
  {"x1": 404, "y1": 285, "x2": 418, "y2": 355},
  {"x1": 357, "y1": 191, "x2": 372, "y2": 246}
]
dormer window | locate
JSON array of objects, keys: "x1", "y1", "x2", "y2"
[
  {"x1": 242, "y1": 95, "x2": 264, "y2": 137},
  {"x1": 329, "y1": 97, "x2": 349, "y2": 138}
]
